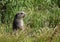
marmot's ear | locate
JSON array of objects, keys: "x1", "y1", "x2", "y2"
[{"x1": 14, "y1": 13, "x2": 19, "y2": 18}]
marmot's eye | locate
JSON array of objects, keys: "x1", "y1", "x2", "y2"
[{"x1": 20, "y1": 13, "x2": 23, "y2": 14}]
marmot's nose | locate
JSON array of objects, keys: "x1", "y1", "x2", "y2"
[
  {"x1": 22, "y1": 12, "x2": 26, "y2": 18},
  {"x1": 23, "y1": 13, "x2": 25, "y2": 18}
]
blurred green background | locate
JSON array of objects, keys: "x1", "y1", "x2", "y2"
[{"x1": 0, "y1": 0, "x2": 60, "y2": 42}]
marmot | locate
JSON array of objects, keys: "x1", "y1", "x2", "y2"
[{"x1": 13, "y1": 11, "x2": 26, "y2": 31}]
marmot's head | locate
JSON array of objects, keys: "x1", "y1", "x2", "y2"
[{"x1": 15, "y1": 11, "x2": 26, "y2": 19}]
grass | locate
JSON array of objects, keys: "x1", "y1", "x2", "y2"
[
  {"x1": 0, "y1": 24, "x2": 60, "y2": 42},
  {"x1": 0, "y1": 0, "x2": 60, "y2": 42},
  {"x1": 0, "y1": 8, "x2": 60, "y2": 42},
  {"x1": 0, "y1": 9, "x2": 60, "y2": 42}
]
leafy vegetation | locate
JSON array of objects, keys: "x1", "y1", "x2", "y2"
[{"x1": 0, "y1": 0, "x2": 60, "y2": 42}]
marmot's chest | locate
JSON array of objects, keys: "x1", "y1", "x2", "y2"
[
  {"x1": 17, "y1": 19, "x2": 24, "y2": 27},
  {"x1": 19, "y1": 20, "x2": 24, "y2": 26}
]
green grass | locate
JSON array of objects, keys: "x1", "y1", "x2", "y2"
[
  {"x1": 0, "y1": 0, "x2": 60, "y2": 42},
  {"x1": 0, "y1": 23, "x2": 60, "y2": 42},
  {"x1": 0, "y1": 9, "x2": 60, "y2": 42},
  {"x1": 0, "y1": 8, "x2": 60, "y2": 42}
]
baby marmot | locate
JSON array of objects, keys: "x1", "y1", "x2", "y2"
[{"x1": 13, "y1": 11, "x2": 26, "y2": 31}]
